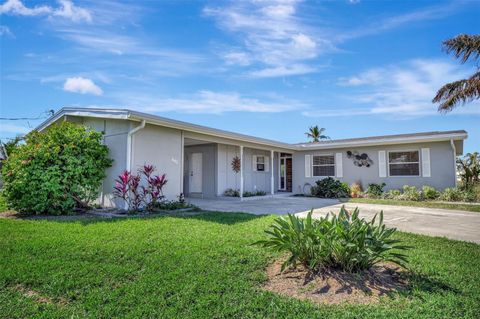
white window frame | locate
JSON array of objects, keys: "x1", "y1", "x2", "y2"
[
  {"x1": 387, "y1": 149, "x2": 421, "y2": 177},
  {"x1": 312, "y1": 153, "x2": 335, "y2": 177},
  {"x1": 254, "y1": 155, "x2": 269, "y2": 172}
]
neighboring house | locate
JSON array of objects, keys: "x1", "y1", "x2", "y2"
[{"x1": 36, "y1": 108, "x2": 468, "y2": 208}]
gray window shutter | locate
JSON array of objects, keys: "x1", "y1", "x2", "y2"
[
  {"x1": 378, "y1": 151, "x2": 387, "y2": 177},
  {"x1": 252, "y1": 155, "x2": 257, "y2": 172},
  {"x1": 305, "y1": 155, "x2": 311, "y2": 178},
  {"x1": 335, "y1": 153, "x2": 343, "y2": 178},
  {"x1": 265, "y1": 156, "x2": 270, "y2": 172},
  {"x1": 421, "y1": 148, "x2": 431, "y2": 177}
]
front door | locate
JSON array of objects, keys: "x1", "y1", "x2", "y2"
[
  {"x1": 189, "y1": 153, "x2": 203, "y2": 194},
  {"x1": 279, "y1": 155, "x2": 292, "y2": 192}
]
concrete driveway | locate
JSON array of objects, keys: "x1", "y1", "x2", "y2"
[{"x1": 188, "y1": 197, "x2": 480, "y2": 244}]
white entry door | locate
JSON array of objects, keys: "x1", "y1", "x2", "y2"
[{"x1": 189, "y1": 153, "x2": 203, "y2": 193}]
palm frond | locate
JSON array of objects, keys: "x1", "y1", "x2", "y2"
[
  {"x1": 433, "y1": 71, "x2": 480, "y2": 112},
  {"x1": 443, "y1": 34, "x2": 480, "y2": 63}
]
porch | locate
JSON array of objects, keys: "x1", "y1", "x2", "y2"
[{"x1": 182, "y1": 136, "x2": 293, "y2": 199}]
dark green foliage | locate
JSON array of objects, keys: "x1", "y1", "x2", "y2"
[
  {"x1": 1, "y1": 122, "x2": 112, "y2": 215},
  {"x1": 254, "y1": 206, "x2": 410, "y2": 272},
  {"x1": 311, "y1": 177, "x2": 350, "y2": 198},
  {"x1": 150, "y1": 200, "x2": 197, "y2": 211},
  {"x1": 0, "y1": 213, "x2": 479, "y2": 318},
  {"x1": 243, "y1": 190, "x2": 267, "y2": 197},
  {"x1": 366, "y1": 182, "x2": 386, "y2": 198},
  {"x1": 457, "y1": 152, "x2": 480, "y2": 186}
]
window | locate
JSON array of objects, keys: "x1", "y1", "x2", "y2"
[
  {"x1": 388, "y1": 151, "x2": 420, "y2": 176},
  {"x1": 312, "y1": 155, "x2": 335, "y2": 177},
  {"x1": 256, "y1": 156, "x2": 265, "y2": 171}
]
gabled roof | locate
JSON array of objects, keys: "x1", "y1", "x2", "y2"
[{"x1": 36, "y1": 107, "x2": 468, "y2": 152}]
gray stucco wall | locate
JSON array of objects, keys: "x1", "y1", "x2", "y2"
[
  {"x1": 68, "y1": 117, "x2": 130, "y2": 207},
  {"x1": 292, "y1": 141, "x2": 456, "y2": 193},
  {"x1": 184, "y1": 144, "x2": 217, "y2": 198},
  {"x1": 131, "y1": 124, "x2": 183, "y2": 201}
]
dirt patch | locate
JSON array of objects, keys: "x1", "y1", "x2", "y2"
[
  {"x1": 263, "y1": 259, "x2": 408, "y2": 305},
  {"x1": 14, "y1": 284, "x2": 68, "y2": 306}
]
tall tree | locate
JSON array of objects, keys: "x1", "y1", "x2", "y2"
[
  {"x1": 433, "y1": 34, "x2": 480, "y2": 112},
  {"x1": 305, "y1": 126, "x2": 329, "y2": 142}
]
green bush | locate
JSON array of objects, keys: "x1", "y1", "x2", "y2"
[
  {"x1": 382, "y1": 189, "x2": 402, "y2": 199},
  {"x1": 224, "y1": 188, "x2": 240, "y2": 197},
  {"x1": 365, "y1": 182, "x2": 386, "y2": 198},
  {"x1": 243, "y1": 190, "x2": 267, "y2": 197},
  {"x1": 422, "y1": 185, "x2": 439, "y2": 200},
  {"x1": 1, "y1": 122, "x2": 112, "y2": 215},
  {"x1": 311, "y1": 177, "x2": 350, "y2": 198},
  {"x1": 440, "y1": 187, "x2": 463, "y2": 202},
  {"x1": 254, "y1": 207, "x2": 409, "y2": 272},
  {"x1": 401, "y1": 185, "x2": 421, "y2": 201},
  {"x1": 462, "y1": 188, "x2": 477, "y2": 202}
]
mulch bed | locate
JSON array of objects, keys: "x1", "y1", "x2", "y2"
[{"x1": 263, "y1": 259, "x2": 408, "y2": 305}]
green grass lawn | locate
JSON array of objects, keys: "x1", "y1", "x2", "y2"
[
  {"x1": 343, "y1": 198, "x2": 480, "y2": 213},
  {"x1": 1, "y1": 213, "x2": 479, "y2": 318}
]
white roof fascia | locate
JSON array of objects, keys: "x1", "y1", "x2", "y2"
[
  {"x1": 35, "y1": 108, "x2": 467, "y2": 151},
  {"x1": 296, "y1": 133, "x2": 468, "y2": 150}
]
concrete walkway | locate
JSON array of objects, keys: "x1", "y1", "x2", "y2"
[{"x1": 188, "y1": 197, "x2": 480, "y2": 244}]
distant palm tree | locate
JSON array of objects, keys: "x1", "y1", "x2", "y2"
[
  {"x1": 433, "y1": 34, "x2": 480, "y2": 112},
  {"x1": 305, "y1": 126, "x2": 329, "y2": 142}
]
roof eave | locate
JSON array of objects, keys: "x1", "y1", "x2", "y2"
[{"x1": 295, "y1": 133, "x2": 468, "y2": 150}]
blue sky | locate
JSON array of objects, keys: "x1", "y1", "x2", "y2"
[{"x1": 0, "y1": 0, "x2": 479, "y2": 152}]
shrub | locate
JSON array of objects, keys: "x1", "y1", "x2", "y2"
[
  {"x1": 440, "y1": 187, "x2": 463, "y2": 202},
  {"x1": 350, "y1": 181, "x2": 363, "y2": 198},
  {"x1": 382, "y1": 189, "x2": 401, "y2": 200},
  {"x1": 422, "y1": 185, "x2": 439, "y2": 200},
  {"x1": 224, "y1": 188, "x2": 240, "y2": 197},
  {"x1": 150, "y1": 200, "x2": 196, "y2": 211},
  {"x1": 462, "y1": 188, "x2": 477, "y2": 202},
  {"x1": 311, "y1": 177, "x2": 350, "y2": 198},
  {"x1": 1, "y1": 122, "x2": 112, "y2": 215},
  {"x1": 243, "y1": 190, "x2": 267, "y2": 197},
  {"x1": 401, "y1": 185, "x2": 421, "y2": 201},
  {"x1": 254, "y1": 207, "x2": 409, "y2": 272},
  {"x1": 365, "y1": 183, "x2": 386, "y2": 198},
  {"x1": 113, "y1": 165, "x2": 168, "y2": 212}
]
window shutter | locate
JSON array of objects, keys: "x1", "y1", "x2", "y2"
[
  {"x1": 378, "y1": 151, "x2": 387, "y2": 177},
  {"x1": 335, "y1": 153, "x2": 343, "y2": 178},
  {"x1": 252, "y1": 155, "x2": 257, "y2": 171},
  {"x1": 305, "y1": 155, "x2": 311, "y2": 178},
  {"x1": 421, "y1": 148, "x2": 431, "y2": 177},
  {"x1": 265, "y1": 156, "x2": 270, "y2": 172}
]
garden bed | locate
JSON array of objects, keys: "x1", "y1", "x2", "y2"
[{"x1": 263, "y1": 259, "x2": 408, "y2": 305}]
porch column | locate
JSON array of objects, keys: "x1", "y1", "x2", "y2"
[
  {"x1": 240, "y1": 145, "x2": 244, "y2": 199},
  {"x1": 270, "y1": 150, "x2": 274, "y2": 195}
]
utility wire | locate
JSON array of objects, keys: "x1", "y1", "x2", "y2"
[{"x1": 0, "y1": 110, "x2": 54, "y2": 121}]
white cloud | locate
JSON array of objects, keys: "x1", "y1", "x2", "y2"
[
  {"x1": 0, "y1": 25, "x2": 13, "y2": 37},
  {"x1": 0, "y1": 123, "x2": 30, "y2": 134},
  {"x1": 204, "y1": 0, "x2": 329, "y2": 77},
  {"x1": 338, "y1": 3, "x2": 459, "y2": 41},
  {"x1": 113, "y1": 90, "x2": 306, "y2": 114},
  {"x1": 222, "y1": 51, "x2": 252, "y2": 66},
  {"x1": 52, "y1": 0, "x2": 92, "y2": 22},
  {"x1": 325, "y1": 59, "x2": 480, "y2": 117},
  {"x1": 0, "y1": 0, "x2": 91, "y2": 22},
  {"x1": 63, "y1": 77, "x2": 103, "y2": 95},
  {"x1": 249, "y1": 64, "x2": 317, "y2": 78}
]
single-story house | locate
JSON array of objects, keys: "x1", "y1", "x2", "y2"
[{"x1": 36, "y1": 108, "x2": 468, "y2": 207}]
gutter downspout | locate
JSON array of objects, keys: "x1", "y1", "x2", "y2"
[
  {"x1": 450, "y1": 139, "x2": 457, "y2": 187},
  {"x1": 126, "y1": 120, "x2": 146, "y2": 172}
]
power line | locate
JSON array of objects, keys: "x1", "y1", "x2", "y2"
[{"x1": 0, "y1": 110, "x2": 54, "y2": 121}]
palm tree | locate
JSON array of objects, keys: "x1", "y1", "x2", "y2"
[
  {"x1": 305, "y1": 126, "x2": 329, "y2": 142},
  {"x1": 433, "y1": 34, "x2": 480, "y2": 112}
]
